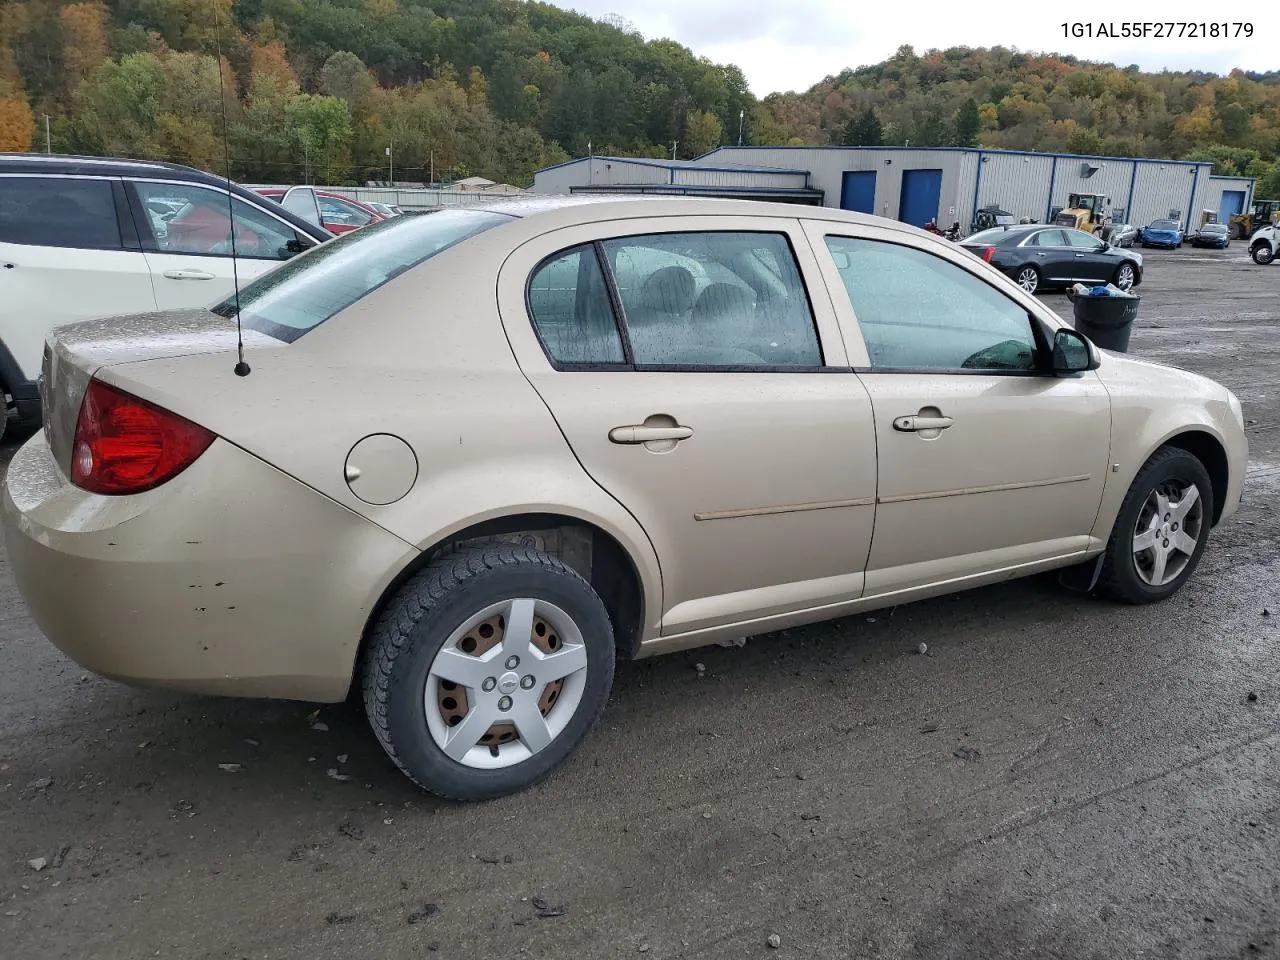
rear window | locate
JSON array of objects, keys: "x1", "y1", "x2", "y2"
[
  {"x1": 964, "y1": 228, "x2": 1024, "y2": 246},
  {"x1": 213, "y1": 208, "x2": 511, "y2": 342},
  {"x1": 0, "y1": 176, "x2": 122, "y2": 250}
]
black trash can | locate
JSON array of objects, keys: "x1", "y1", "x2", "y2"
[{"x1": 1069, "y1": 290, "x2": 1140, "y2": 352}]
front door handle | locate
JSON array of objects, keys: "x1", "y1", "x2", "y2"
[
  {"x1": 893, "y1": 415, "x2": 954, "y2": 432},
  {"x1": 609, "y1": 424, "x2": 694, "y2": 444},
  {"x1": 162, "y1": 268, "x2": 217, "y2": 280},
  {"x1": 1073, "y1": 253, "x2": 1085, "y2": 258}
]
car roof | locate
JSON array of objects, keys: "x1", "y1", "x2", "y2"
[
  {"x1": 465, "y1": 194, "x2": 959, "y2": 239},
  {"x1": 0, "y1": 153, "x2": 332, "y2": 241}
]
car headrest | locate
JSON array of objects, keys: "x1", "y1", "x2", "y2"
[
  {"x1": 639, "y1": 266, "x2": 696, "y2": 314},
  {"x1": 691, "y1": 283, "x2": 755, "y2": 325}
]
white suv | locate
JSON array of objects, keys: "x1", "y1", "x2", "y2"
[
  {"x1": 1250, "y1": 224, "x2": 1278, "y2": 265},
  {"x1": 0, "y1": 154, "x2": 332, "y2": 437}
]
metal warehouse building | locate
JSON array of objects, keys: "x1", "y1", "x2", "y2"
[
  {"x1": 533, "y1": 147, "x2": 1255, "y2": 234},
  {"x1": 532, "y1": 156, "x2": 823, "y2": 203}
]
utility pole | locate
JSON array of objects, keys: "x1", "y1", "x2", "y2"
[
  {"x1": 386, "y1": 142, "x2": 393, "y2": 186},
  {"x1": 671, "y1": 140, "x2": 678, "y2": 160},
  {"x1": 303, "y1": 141, "x2": 310, "y2": 184},
  {"x1": 429, "y1": 150, "x2": 434, "y2": 186},
  {"x1": 738, "y1": 109, "x2": 744, "y2": 146},
  {"x1": 44, "y1": 114, "x2": 51, "y2": 154}
]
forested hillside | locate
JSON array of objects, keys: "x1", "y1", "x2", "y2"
[{"x1": 2, "y1": 1, "x2": 1279, "y2": 194}]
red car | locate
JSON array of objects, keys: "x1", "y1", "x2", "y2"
[{"x1": 254, "y1": 188, "x2": 385, "y2": 235}]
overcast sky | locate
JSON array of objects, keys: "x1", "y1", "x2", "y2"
[{"x1": 567, "y1": 0, "x2": 1278, "y2": 95}]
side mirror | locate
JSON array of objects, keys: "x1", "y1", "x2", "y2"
[{"x1": 1051, "y1": 327, "x2": 1100, "y2": 374}]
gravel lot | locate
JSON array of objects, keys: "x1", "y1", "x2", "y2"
[{"x1": 1, "y1": 246, "x2": 1277, "y2": 960}]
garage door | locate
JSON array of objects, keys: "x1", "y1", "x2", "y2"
[
  {"x1": 899, "y1": 169, "x2": 943, "y2": 227},
  {"x1": 840, "y1": 171, "x2": 876, "y2": 213},
  {"x1": 1219, "y1": 190, "x2": 1246, "y2": 222}
]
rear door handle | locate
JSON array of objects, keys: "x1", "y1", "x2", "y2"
[
  {"x1": 609, "y1": 424, "x2": 694, "y2": 444},
  {"x1": 1073, "y1": 253, "x2": 1085, "y2": 258},
  {"x1": 162, "y1": 268, "x2": 216, "y2": 280},
  {"x1": 893, "y1": 415, "x2": 954, "y2": 432}
]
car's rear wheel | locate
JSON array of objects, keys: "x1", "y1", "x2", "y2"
[
  {"x1": 1097, "y1": 448, "x2": 1213, "y2": 604},
  {"x1": 362, "y1": 545, "x2": 615, "y2": 800},
  {"x1": 1014, "y1": 265, "x2": 1040, "y2": 294},
  {"x1": 1252, "y1": 244, "x2": 1275, "y2": 265},
  {"x1": 1113, "y1": 262, "x2": 1136, "y2": 290}
]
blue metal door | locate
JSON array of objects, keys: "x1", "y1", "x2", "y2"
[
  {"x1": 1219, "y1": 190, "x2": 1246, "y2": 222},
  {"x1": 898, "y1": 169, "x2": 943, "y2": 227},
  {"x1": 840, "y1": 171, "x2": 876, "y2": 213}
]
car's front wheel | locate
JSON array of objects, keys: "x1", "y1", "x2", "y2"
[
  {"x1": 1113, "y1": 262, "x2": 1136, "y2": 290},
  {"x1": 362, "y1": 545, "x2": 616, "y2": 800},
  {"x1": 1252, "y1": 243, "x2": 1275, "y2": 265},
  {"x1": 1097, "y1": 447, "x2": 1213, "y2": 604},
  {"x1": 1014, "y1": 265, "x2": 1040, "y2": 294}
]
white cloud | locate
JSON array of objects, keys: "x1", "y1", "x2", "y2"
[{"x1": 567, "y1": 0, "x2": 1278, "y2": 95}]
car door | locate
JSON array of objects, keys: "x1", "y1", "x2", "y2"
[
  {"x1": 0, "y1": 174, "x2": 156, "y2": 382},
  {"x1": 1063, "y1": 229, "x2": 1114, "y2": 282},
  {"x1": 1025, "y1": 228, "x2": 1074, "y2": 282},
  {"x1": 497, "y1": 216, "x2": 879, "y2": 637},
  {"x1": 127, "y1": 180, "x2": 307, "y2": 311},
  {"x1": 805, "y1": 220, "x2": 1112, "y2": 599}
]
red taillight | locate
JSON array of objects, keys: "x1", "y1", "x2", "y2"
[
  {"x1": 981, "y1": 246, "x2": 997, "y2": 263},
  {"x1": 71, "y1": 379, "x2": 215, "y2": 495}
]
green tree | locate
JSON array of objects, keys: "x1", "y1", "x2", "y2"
[
  {"x1": 953, "y1": 98, "x2": 980, "y2": 146},
  {"x1": 285, "y1": 93, "x2": 353, "y2": 184},
  {"x1": 683, "y1": 109, "x2": 723, "y2": 157},
  {"x1": 842, "y1": 107, "x2": 882, "y2": 146}
]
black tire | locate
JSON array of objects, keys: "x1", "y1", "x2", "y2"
[
  {"x1": 362, "y1": 545, "x2": 616, "y2": 801},
  {"x1": 1096, "y1": 447, "x2": 1214, "y2": 604},
  {"x1": 1113, "y1": 262, "x2": 1136, "y2": 291},
  {"x1": 1013, "y1": 265, "x2": 1040, "y2": 294},
  {"x1": 1252, "y1": 244, "x2": 1275, "y2": 265}
]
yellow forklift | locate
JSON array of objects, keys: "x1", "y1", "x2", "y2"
[
  {"x1": 1052, "y1": 193, "x2": 1113, "y2": 238},
  {"x1": 1229, "y1": 199, "x2": 1280, "y2": 240}
]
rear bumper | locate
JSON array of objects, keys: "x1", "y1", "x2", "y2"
[{"x1": 2, "y1": 433, "x2": 417, "y2": 701}]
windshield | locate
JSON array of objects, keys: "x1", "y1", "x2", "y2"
[
  {"x1": 1150, "y1": 220, "x2": 1179, "y2": 230},
  {"x1": 212, "y1": 208, "x2": 512, "y2": 342}
]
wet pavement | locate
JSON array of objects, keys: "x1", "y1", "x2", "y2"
[{"x1": 0, "y1": 247, "x2": 1277, "y2": 959}]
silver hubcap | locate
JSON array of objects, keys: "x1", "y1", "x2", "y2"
[
  {"x1": 1017, "y1": 268, "x2": 1038, "y2": 292},
  {"x1": 1116, "y1": 265, "x2": 1134, "y2": 289},
  {"x1": 1132, "y1": 481, "x2": 1204, "y2": 587},
  {"x1": 424, "y1": 598, "x2": 588, "y2": 769}
]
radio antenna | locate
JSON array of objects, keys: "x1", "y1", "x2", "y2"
[{"x1": 212, "y1": 1, "x2": 250, "y2": 377}]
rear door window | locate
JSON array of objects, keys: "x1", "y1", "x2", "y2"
[
  {"x1": 1030, "y1": 230, "x2": 1068, "y2": 247},
  {"x1": 0, "y1": 176, "x2": 122, "y2": 250},
  {"x1": 131, "y1": 181, "x2": 302, "y2": 260},
  {"x1": 600, "y1": 232, "x2": 822, "y2": 369}
]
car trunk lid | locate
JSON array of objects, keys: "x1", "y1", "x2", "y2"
[{"x1": 42, "y1": 309, "x2": 284, "y2": 476}]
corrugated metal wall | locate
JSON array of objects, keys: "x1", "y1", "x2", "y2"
[
  {"x1": 673, "y1": 167, "x2": 808, "y2": 188},
  {"x1": 533, "y1": 158, "x2": 670, "y2": 193},
  {"x1": 971, "y1": 152, "x2": 1055, "y2": 224},
  {"x1": 1127, "y1": 163, "x2": 1207, "y2": 227}
]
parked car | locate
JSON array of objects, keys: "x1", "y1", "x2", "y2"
[
  {"x1": 1189, "y1": 222, "x2": 1230, "y2": 249},
  {"x1": 1140, "y1": 219, "x2": 1184, "y2": 249},
  {"x1": 3, "y1": 198, "x2": 1246, "y2": 801},
  {"x1": 255, "y1": 188, "x2": 385, "y2": 234},
  {"x1": 0, "y1": 154, "x2": 332, "y2": 439},
  {"x1": 1109, "y1": 223, "x2": 1139, "y2": 248},
  {"x1": 1249, "y1": 223, "x2": 1279, "y2": 264},
  {"x1": 959, "y1": 224, "x2": 1142, "y2": 295}
]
